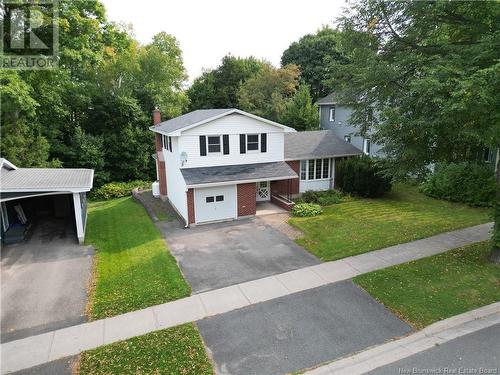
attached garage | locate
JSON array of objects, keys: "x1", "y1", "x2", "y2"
[
  {"x1": 0, "y1": 159, "x2": 94, "y2": 244},
  {"x1": 194, "y1": 185, "x2": 237, "y2": 223},
  {"x1": 182, "y1": 161, "x2": 298, "y2": 225}
]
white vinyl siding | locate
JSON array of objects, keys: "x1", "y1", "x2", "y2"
[
  {"x1": 163, "y1": 136, "x2": 188, "y2": 222},
  {"x1": 299, "y1": 158, "x2": 333, "y2": 193},
  {"x1": 179, "y1": 114, "x2": 286, "y2": 168}
]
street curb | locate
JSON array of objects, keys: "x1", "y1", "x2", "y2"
[{"x1": 304, "y1": 302, "x2": 500, "y2": 375}]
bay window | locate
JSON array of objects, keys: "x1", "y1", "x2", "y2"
[{"x1": 300, "y1": 159, "x2": 331, "y2": 181}]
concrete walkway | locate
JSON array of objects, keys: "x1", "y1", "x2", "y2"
[
  {"x1": 305, "y1": 302, "x2": 500, "y2": 375},
  {"x1": 1, "y1": 223, "x2": 492, "y2": 374}
]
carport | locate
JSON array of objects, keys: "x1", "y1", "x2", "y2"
[{"x1": 0, "y1": 158, "x2": 94, "y2": 244}]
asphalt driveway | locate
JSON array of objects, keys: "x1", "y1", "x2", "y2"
[
  {"x1": 162, "y1": 217, "x2": 319, "y2": 293},
  {"x1": 197, "y1": 280, "x2": 413, "y2": 375},
  {"x1": 1, "y1": 220, "x2": 93, "y2": 343}
]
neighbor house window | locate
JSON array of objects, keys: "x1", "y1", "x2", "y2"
[
  {"x1": 247, "y1": 134, "x2": 259, "y2": 151},
  {"x1": 329, "y1": 106, "x2": 336, "y2": 122},
  {"x1": 363, "y1": 139, "x2": 371, "y2": 155},
  {"x1": 300, "y1": 159, "x2": 331, "y2": 181},
  {"x1": 344, "y1": 135, "x2": 351, "y2": 143},
  {"x1": 207, "y1": 136, "x2": 221, "y2": 153},
  {"x1": 483, "y1": 148, "x2": 494, "y2": 163}
]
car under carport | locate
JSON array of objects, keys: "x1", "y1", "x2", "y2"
[{"x1": 0, "y1": 158, "x2": 94, "y2": 244}]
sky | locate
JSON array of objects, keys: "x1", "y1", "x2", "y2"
[{"x1": 100, "y1": 0, "x2": 347, "y2": 83}]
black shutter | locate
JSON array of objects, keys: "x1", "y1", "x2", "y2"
[
  {"x1": 223, "y1": 134, "x2": 230, "y2": 155},
  {"x1": 261, "y1": 133, "x2": 267, "y2": 153},
  {"x1": 239, "y1": 134, "x2": 246, "y2": 154},
  {"x1": 199, "y1": 136, "x2": 207, "y2": 156},
  {"x1": 168, "y1": 136, "x2": 172, "y2": 152}
]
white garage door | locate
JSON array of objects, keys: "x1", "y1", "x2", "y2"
[{"x1": 194, "y1": 185, "x2": 237, "y2": 223}]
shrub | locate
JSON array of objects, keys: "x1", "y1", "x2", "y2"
[
  {"x1": 89, "y1": 180, "x2": 151, "y2": 200},
  {"x1": 420, "y1": 162, "x2": 495, "y2": 207},
  {"x1": 300, "y1": 189, "x2": 344, "y2": 206},
  {"x1": 335, "y1": 156, "x2": 392, "y2": 198},
  {"x1": 291, "y1": 203, "x2": 322, "y2": 217}
]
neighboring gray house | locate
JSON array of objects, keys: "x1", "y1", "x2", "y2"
[{"x1": 317, "y1": 93, "x2": 383, "y2": 157}]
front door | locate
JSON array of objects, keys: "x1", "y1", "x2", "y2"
[{"x1": 256, "y1": 181, "x2": 270, "y2": 202}]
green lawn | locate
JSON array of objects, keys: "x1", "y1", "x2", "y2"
[
  {"x1": 78, "y1": 323, "x2": 213, "y2": 375},
  {"x1": 85, "y1": 197, "x2": 190, "y2": 320},
  {"x1": 290, "y1": 184, "x2": 491, "y2": 261},
  {"x1": 354, "y1": 241, "x2": 500, "y2": 329}
]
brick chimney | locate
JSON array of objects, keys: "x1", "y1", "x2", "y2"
[
  {"x1": 153, "y1": 108, "x2": 162, "y2": 152},
  {"x1": 152, "y1": 107, "x2": 161, "y2": 126}
]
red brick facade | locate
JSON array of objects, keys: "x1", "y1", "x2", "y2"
[
  {"x1": 154, "y1": 126, "x2": 167, "y2": 196},
  {"x1": 237, "y1": 183, "x2": 256, "y2": 217},
  {"x1": 187, "y1": 188, "x2": 195, "y2": 224},
  {"x1": 271, "y1": 195, "x2": 294, "y2": 211},
  {"x1": 270, "y1": 160, "x2": 300, "y2": 198}
]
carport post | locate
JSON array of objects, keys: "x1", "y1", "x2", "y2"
[{"x1": 72, "y1": 193, "x2": 85, "y2": 244}]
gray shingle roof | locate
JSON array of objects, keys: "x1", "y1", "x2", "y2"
[
  {"x1": 1, "y1": 168, "x2": 94, "y2": 191},
  {"x1": 316, "y1": 92, "x2": 339, "y2": 105},
  {"x1": 152, "y1": 109, "x2": 235, "y2": 134},
  {"x1": 181, "y1": 161, "x2": 297, "y2": 187},
  {"x1": 285, "y1": 130, "x2": 363, "y2": 160}
]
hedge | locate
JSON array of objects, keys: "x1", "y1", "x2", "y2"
[
  {"x1": 89, "y1": 180, "x2": 151, "y2": 200},
  {"x1": 335, "y1": 156, "x2": 392, "y2": 198},
  {"x1": 420, "y1": 162, "x2": 495, "y2": 207}
]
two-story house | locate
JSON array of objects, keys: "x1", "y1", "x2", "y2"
[
  {"x1": 150, "y1": 108, "x2": 361, "y2": 226},
  {"x1": 317, "y1": 93, "x2": 383, "y2": 157}
]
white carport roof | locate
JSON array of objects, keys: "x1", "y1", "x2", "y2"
[{"x1": 0, "y1": 159, "x2": 94, "y2": 201}]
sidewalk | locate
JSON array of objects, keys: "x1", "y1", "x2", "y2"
[
  {"x1": 305, "y1": 302, "x2": 500, "y2": 375},
  {"x1": 1, "y1": 222, "x2": 492, "y2": 374}
]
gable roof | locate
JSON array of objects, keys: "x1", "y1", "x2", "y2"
[
  {"x1": 284, "y1": 130, "x2": 363, "y2": 160},
  {"x1": 316, "y1": 92, "x2": 340, "y2": 105},
  {"x1": 1, "y1": 158, "x2": 17, "y2": 171},
  {"x1": 150, "y1": 108, "x2": 296, "y2": 135}
]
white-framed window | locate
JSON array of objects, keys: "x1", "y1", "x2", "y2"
[
  {"x1": 329, "y1": 106, "x2": 336, "y2": 122},
  {"x1": 300, "y1": 161, "x2": 307, "y2": 180},
  {"x1": 205, "y1": 195, "x2": 224, "y2": 203},
  {"x1": 344, "y1": 135, "x2": 351, "y2": 143},
  {"x1": 207, "y1": 135, "x2": 221, "y2": 154},
  {"x1": 246, "y1": 134, "x2": 259, "y2": 151},
  {"x1": 162, "y1": 135, "x2": 172, "y2": 152},
  {"x1": 363, "y1": 139, "x2": 371, "y2": 155},
  {"x1": 300, "y1": 159, "x2": 331, "y2": 181}
]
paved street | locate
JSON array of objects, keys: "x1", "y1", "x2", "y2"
[
  {"x1": 197, "y1": 281, "x2": 412, "y2": 375},
  {"x1": 368, "y1": 324, "x2": 500, "y2": 375}
]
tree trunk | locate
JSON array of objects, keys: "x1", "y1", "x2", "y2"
[{"x1": 489, "y1": 147, "x2": 500, "y2": 263}]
